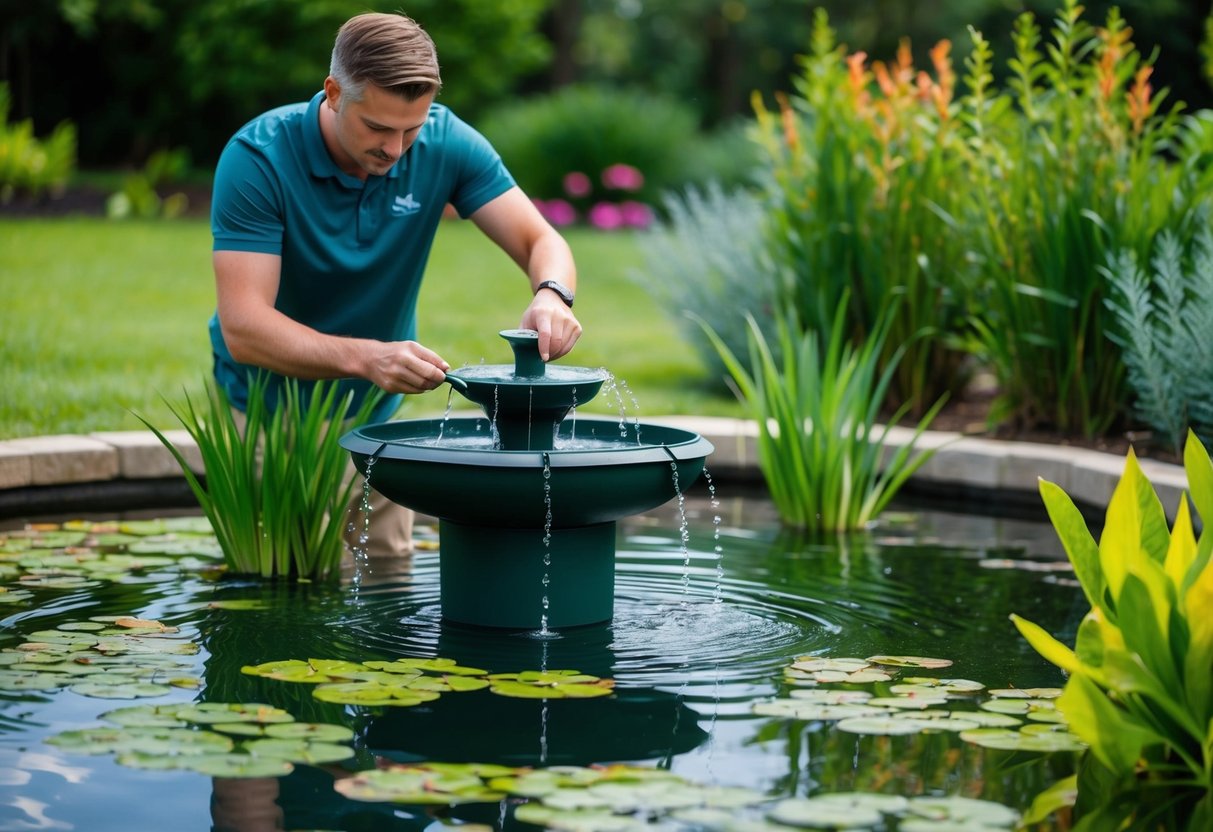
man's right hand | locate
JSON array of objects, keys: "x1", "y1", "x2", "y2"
[{"x1": 364, "y1": 340, "x2": 450, "y2": 394}]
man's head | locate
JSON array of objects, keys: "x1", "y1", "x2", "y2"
[{"x1": 329, "y1": 12, "x2": 442, "y2": 103}]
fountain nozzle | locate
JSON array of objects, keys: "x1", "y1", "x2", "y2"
[{"x1": 500, "y1": 329, "x2": 546, "y2": 378}]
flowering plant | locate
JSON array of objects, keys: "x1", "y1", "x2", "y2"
[{"x1": 533, "y1": 163, "x2": 654, "y2": 230}]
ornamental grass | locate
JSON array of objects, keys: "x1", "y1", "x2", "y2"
[{"x1": 140, "y1": 376, "x2": 381, "y2": 581}]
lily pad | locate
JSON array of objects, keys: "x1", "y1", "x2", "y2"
[
  {"x1": 835, "y1": 716, "x2": 940, "y2": 736},
  {"x1": 334, "y1": 766, "x2": 504, "y2": 805},
  {"x1": 262, "y1": 722, "x2": 355, "y2": 743},
  {"x1": 183, "y1": 753, "x2": 295, "y2": 779},
  {"x1": 243, "y1": 738, "x2": 355, "y2": 765},
  {"x1": 69, "y1": 681, "x2": 173, "y2": 699},
  {"x1": 865, "y1": 655, "x2": 953, "y2": 669},
  {"x1": 905, "y1": 795, "x2": 1019, "y2": 828}
]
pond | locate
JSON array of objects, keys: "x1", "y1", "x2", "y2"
[{"x1": 0, "y1": 487, "x2": 1084, "y2": 832}]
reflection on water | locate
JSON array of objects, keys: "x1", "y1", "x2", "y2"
[{"x1": 0, "y1": 491, "x2": 1087, "y2": 831}]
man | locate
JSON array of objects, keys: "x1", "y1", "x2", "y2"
[{"x1": 208, "y1": 12, "x2": 581, "y2": 557}]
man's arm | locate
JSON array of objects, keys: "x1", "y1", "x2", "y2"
[
  {"x1": 469, "y1": 186, "x2": 582, "y2": 362},
  {"x1": 213, "y1": 250, "x2": 450, "y2": 393}
]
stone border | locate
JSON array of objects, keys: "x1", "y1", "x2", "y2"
[{"x1": 0, "y1": 417, "x2": 1189, "y2": 520}]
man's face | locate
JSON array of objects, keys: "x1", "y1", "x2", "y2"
[{"x1": 323, "y1": 79, "x2": 433, "y2": 178}]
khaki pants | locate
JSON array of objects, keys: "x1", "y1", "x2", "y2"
[{"x1": 229, "y1": 406, "x2": 414, "y2": 558}]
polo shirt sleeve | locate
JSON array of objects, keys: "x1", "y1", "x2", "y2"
[
  {"x1": 211, "y1": 139, "x2": 285, "y2": 255},
  {"x1": 445, "y1": 115, "x2": 516, "y2": 219}
]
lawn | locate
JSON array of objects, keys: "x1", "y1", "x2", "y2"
[{"x1": 0, "y1": 217, "x2": 742, "y2": 440}]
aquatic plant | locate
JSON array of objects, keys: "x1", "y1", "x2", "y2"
[
  {"x1": 699, "y1": 298, "x2": 945, "y2": 532},
  {"x1": 140, "y1": 375, "x2": 381, "y2": 581},
  {"x1": 1012, "y1": 431, "x2": 1213, "y2": 828}
]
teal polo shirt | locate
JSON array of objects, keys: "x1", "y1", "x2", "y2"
[{"x1": 209, "y1": 91, "x2": 515, "y2": 422}]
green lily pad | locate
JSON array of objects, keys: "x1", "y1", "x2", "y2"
[
  {"x1": 513, "y1": 804, "x2": 647, "y2": 832},
  {"x1": 243, "y1": 738, "x2": 355, "y2": 765},
  {"x1": 334, "y1": 767, "x2": 503, "y2": 805},
  {"x1": 383, "y1": 657, "x2": 488, "y2": 676},
  {"x1": 69, "y1": 681, "x2": 173, "y2": 699},
  {"x1": 836, "y1": 716, "x2": 940, "y2": 735},
  {"x1": 906, "y1": 795, "x2": 1019, "y2": 827},
  {"x1": 865, "y1": 655, "x2": 953, "y2": 669},
  {"x1": 262, "y1": 722, "x2": 355, "y2": 742},
  {"x1": 174, "y1": 702, "x2": 295, "y2": 724},
  {"x1": 769, "y1": 793, "x2": 899, "y2": 828},
  {"x1": 182, "y1": 753, "x2": 295, "y2": 778},
  {"x1": 99, "y1": 705, "x2": 188, "y2": 728},
  {"x1": 312, "y1": 682, "x2": 441, "y2": 706},
  {"x1": 753, "y1": 700, "x2": 887, "y2": 721}
]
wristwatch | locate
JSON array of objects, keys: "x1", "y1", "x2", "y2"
[{"x1": 536, "y1": 280, "x2": 575, "y2": 308}]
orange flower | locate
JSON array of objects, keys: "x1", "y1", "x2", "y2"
[
  {"x1": 1127, "y1": 66, "x2": 1153, "y2": 135},
  {"x1": 846, "y1": 51, "x2": 871, "y2": 115},
  {"x1": 775, "y1": 91, "x2": 800, "y2": 155}
]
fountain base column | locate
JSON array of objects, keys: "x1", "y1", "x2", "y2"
[{"x1": 437, "y1": 520, "x2": 617, "y2": 629}]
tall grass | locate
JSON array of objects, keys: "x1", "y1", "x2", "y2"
[
  {"x1": 140, "y1": 375, "x2": 381, "y2": 581},
  {"x1": 958, "y1": 1, "x2": 1213, "y2": 436},
  {"x1": 699, "y1": 297, "x2": 945, "y2": 532},
  {"x1": 753, "y1": 10, "x2": 975, "y2": 416}
]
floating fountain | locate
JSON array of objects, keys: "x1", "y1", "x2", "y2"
[{"x1": 339, "y1": 329, "x2": 714, "y2": 630}]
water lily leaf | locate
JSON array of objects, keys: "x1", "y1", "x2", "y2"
[
  {"x1": 389, "y1": 657, "x2": 488, "y2": 676},
  {"x1": 979, "y1": 699, "x2": 1029, "y2": 715},
  {"x1": 312, "y1": 682, "x2": 440, "y2": 706},
  {"x1": 262, "y1": 722, "x2": 355, "y2": 743},
  {"x1": 113, "y1": 750, "x2": 186, "y2": 770},
  {"x1": 489, "y1": 679, "x2": 614, "y2": 699},
  {"x1": 174, "y1": 703, "x2": 294, "y2": 725},
  {"x1": 988, "y1": 688, "x2": 1062, "y2": 699},
  {"x1": 787, "y1": 690, "x2": 873, "y2": 704},
  {"x1": 513, "y1": 804, "x2": 646, "y2": 832},
  {"x1": 57, "y1": 622, "x2": 106, "y2": 632},
  {"x1": 0, "y1": 589, "x2": 35, "y2": 604},
  {"x1": 307, "y1": 659, "x2": 372, "y2": 676},
  {"x1": 752, "y1": 700, "x2": 886, "y2": 721},
  {"x1": 243, "y1": 738, "x2": 355, "y2": 765},
  {"x1": 113, "y1": 617, "x2": 174, "y2": 632},
  {"x1": 906, "y1": 795, "x2": 1019, "y2": 827},
  {"x1": 866, "y1": 696, "x2": 949, "y2": 710},
  {"x1": 865, "y1": 656, "x2": 953, "y2": 669},
  {"x1": 0, "y1": 670, "x2": 67, "y2": 691},
  {"x1": 183, "y1": 753, "x2": 294, "y2": 778},
  {"x1": 769, "y1": 796, "x2": 883, "y2": 828},
  {"x1": 69, "y1": 681, "x2": 173, "y2": 699},
  {"x1": 335, "y1": 767, "x2": 502, "y2": 804},
  {"x1": 953, "y1": 711, "x2": 1023, "y2": 728},
  {"x1": 789, "y1": 658, "x2": 872, "y2": 673},
  {"x1": 210, "y1": 723, "x2": 267, "y2": 737},
  {"x1": 99, "y1": 705, "x2": 188, "y2": 728},
  {"x1": 835, "y1": 716, "x2": 940, "y2": 735}
]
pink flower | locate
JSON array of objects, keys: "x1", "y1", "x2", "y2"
[
  {"x1": 562, "y1": 171, "x2": 592, "y2": 198},
  {"x1": 535, "y1": 198, "x2": 577, "y2": 226},
  {"x1": 619, "y1": 200, "x2": 653, "y2": 228},
  {"x1": 601, "y1": 163, "x2": 644, "y2": 191},
  {"x1": 588, "y1": 202, "x2": 625, "y2": 230}
]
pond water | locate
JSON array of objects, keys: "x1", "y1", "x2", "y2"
[{"x1": 0, "y1": 488, "x2": 1085, "y2": 832}]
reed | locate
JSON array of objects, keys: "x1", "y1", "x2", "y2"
[
  {"x1": 698, "y1": 297, "x2": 944, "y2": 532},
  {"x1": 139, "y1": 375, "x2": 381, "y2": 581}
]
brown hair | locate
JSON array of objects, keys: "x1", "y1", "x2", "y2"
[{"x1": 329, "y1": 12, "x2": 442, "y2": 102}]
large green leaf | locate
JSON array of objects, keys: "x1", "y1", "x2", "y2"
[{"x1": 1038, "y1": 480, "x2": 1103, "y2": 611}]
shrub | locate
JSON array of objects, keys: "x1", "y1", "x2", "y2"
[
  {"x1": 1012, "y1": 432, "x2": 1213, "y2": 828},
  {"x1": 106, "y1": 148, "x2": 192, "y2": 220},
  {"x1": 0, "y1": 82, "x2": 76, "y2": 202},
  {"x1": 634, "y1": 182, "x2": 784, "y2": 384},
  {"x1": 478, "y1": 85, "x2": 703, "y2": 222},
  {"x1": 1104, "y1": 227, "x2": 1213, "y2": 455}
]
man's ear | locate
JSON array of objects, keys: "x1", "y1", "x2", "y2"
[{"x1": 323, "y1": 76, "x2": 342, "y2": 111}]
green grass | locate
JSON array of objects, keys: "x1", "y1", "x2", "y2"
[{"x1": 0, "y1": 217, "x2": 742, "y2": 439}]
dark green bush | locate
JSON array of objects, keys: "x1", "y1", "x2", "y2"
[
  {"x1": 0, "y1": 83, "x2": 76, "y2": 202},
  {"x1": 478, "y1": 85, "x2": 703, "y2": 212}
]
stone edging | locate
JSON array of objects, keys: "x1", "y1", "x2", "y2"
[{"x1": 0, "y1": 417, "x2": 1188, "y2": 520}]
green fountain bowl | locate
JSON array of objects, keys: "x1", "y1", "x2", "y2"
[{"x1": 340, "y1": 416, "x2": 714, "y2": 528}]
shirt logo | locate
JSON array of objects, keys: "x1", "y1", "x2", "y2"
[{"x1": 391, "y1": 193, "x2": 422, "y2": 217}]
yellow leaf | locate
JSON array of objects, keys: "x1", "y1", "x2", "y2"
[
  {"x1": 1165, "y1": 496, "x2": 1197, "y2": 591},
  {"x1": 1010, "y1": 614, "x2": 1079, "y2": 673}
]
